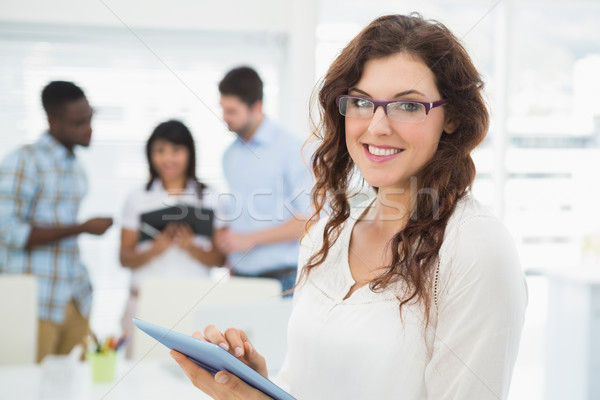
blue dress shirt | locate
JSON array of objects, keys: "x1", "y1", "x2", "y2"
[{"x1": 221, "y1": 118, "x2": 312, "y2": 275}]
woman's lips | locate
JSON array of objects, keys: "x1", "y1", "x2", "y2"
[{"x1": 363, "y1": 144, "x2": 404, "y2": 162}]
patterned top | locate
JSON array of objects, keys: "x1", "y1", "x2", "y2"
[{"x1": 0, "y1": 132, "x2": 90, "y2": 323}]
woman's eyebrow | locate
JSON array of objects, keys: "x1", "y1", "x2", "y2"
[
  {"x1": 348, "y1": 87, "x2": 371, "y2": 97},
  {"x1": 349, "y1": 87, "x2": 426, "y2": 98},
  {"x1": 394, "y1": 89, "x2": 426, "y2": 98}
]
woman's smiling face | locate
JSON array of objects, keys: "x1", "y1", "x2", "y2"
[
  {"x1": 344, "y1": 52, "x2": 455, "y2": 191},
  {"x1": 150, "y1": 139, "x2": 190, "y2": 181}
]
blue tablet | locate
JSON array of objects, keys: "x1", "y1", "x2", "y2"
[{"x1": 133, "y1": 318, "x2": 295, "y2": 400}]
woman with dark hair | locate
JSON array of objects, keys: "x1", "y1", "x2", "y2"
[
  {"x1": 119, "y1": 120, "x2": 225, "y2": 356},
  {"x1": 171, "y1": 14, "x2": 527, "y2": 399}
]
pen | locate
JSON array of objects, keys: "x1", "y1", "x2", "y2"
[
  {"x1": 115, "y1": 335, "x2": 129, "y2": 351},
  {"x1": 100, "y1": 337, "x2": 111, "y2": 353},
  {"x1": 90, "y1": 331, "x2": 101, "y2": 352},
  {"x1": 109, "y1": 336, "x2": 118, "y2": 350}
]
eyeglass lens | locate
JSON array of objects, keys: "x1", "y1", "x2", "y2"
[{"x1": 339, "y1": 96, "x2": 427, "y2": 123}]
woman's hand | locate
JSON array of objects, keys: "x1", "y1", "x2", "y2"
[
  {"x1": 150, "y1": 223, "x2": 176, "y2": 255},
  {"x1": 173, "y1": 223, "x2": 195, "y2": 251},
  {"x1": 202, "y1": 325, "x2": 268, "y2": 377},
  {"x1": 120, "y1": 223, "x2": 178, "y2": 269},
  {"x1": 170, "y1": 327, "x2": 271, "y2": 399}
]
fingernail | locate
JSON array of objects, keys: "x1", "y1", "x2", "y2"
[
  {"x1": 216, "y1": 373, "x2": 229, "y2": 384},
  {"x1": 234, "y1": 347, "x2": 243, "y2": 357},
  {"x1": 219, "y1": 342, "x2": 229, "y2": 351},
  {"x1": 246, "y1": 342, "x2": 253, "y2": 354}
]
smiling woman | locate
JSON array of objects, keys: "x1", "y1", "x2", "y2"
[{"x1": 171, "y1": 13, "x2": 528, "y2": 400}]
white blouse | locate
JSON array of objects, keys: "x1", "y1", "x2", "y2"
[
  {"x1": 121, "y1": 179, "x2": 222, "y2": 290},
  {"x1": 276, "y1": 193, "x2": 527, "y2": 400}
]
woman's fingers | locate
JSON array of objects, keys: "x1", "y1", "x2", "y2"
[
  {"x1": 164, "y1": 223, "x2": 178, "y2": 236},
  {"x1": 173, "y1": 223, "x2": 192, "y2": 237},
  {"x1": 170, "y1": 350, "x2": 213, "y2": 392},
  {"x1": 243, "y1": 341, "x2": 268, "y2": 377},
  {"x1": 200, "y1": 325, "x2": 266, "y2": 375},
  {"x1": 223, "y1": 329, "x2": 268, "y2": 377},
  {"x1": 191, "y1": 331, "x2": 205, "y2": 340},
  {"x1": 224, "y1": 328, "x2": 247, "y2": 357},
  {"x1": 171, "y1": 350, "x2": 272, "y2": 400},
  {"x1": 213, "y1": 371, "x2": 274, "y2": 399},
  {"x1": 180, "y1": 223, "x2": 194, "y2": 235},
  {"x1": 203, "y1": 325, "x2": 231, "y2": 351}
]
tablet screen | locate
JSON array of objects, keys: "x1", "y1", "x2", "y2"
[{"x1": 139, "y1": 205, "x2": 214, "y2": 241}]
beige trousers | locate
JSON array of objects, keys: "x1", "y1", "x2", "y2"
[{"x1": 37, "y1": 300, "x2": 89, "y2": 363}]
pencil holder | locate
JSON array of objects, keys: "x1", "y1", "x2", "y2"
[{"x1": 87, "y1": 351, "x2": 117, "y2": 383}]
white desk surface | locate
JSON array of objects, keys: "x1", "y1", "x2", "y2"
[{"x1": 0, "y1": 358, "x2": 211, "y2": 400}]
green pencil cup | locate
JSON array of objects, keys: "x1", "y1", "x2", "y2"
[{"x1": 87, "y1": 351, "x2": 117, "y2": 383}]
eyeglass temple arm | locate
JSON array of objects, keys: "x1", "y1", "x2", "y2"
[{"x1": 427, "y1": 99, "x2": 449, "y2": 113}]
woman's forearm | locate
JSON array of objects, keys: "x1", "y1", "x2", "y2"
[{"x1": 120, "y1": 246, "x2": 161, "y2": 269}]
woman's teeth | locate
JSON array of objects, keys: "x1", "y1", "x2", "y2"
[{"x1": 367, "y1": 145, "x2": 402, "y2": 156}]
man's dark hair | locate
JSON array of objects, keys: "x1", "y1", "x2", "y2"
[
  {"x1": 218, "y1": 66, "x2": 263, "y2": 106},
  {"x1": 41, "y1": 81, "x2": 86, "y2": 117}
]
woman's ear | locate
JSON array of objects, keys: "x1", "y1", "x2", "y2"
[{"x1": 443, "y1": 117, "x2": 459, "y2": 134}]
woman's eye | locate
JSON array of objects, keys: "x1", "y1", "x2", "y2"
[
  {"x1": 354, "y1": 99, "x2": 372, "y2": 108},
  {"x1": 402, "y1": 103, "x2": 422, "y2": 112},
  {"x1": 392, "y1": 102, "x2": 421, "y2": 113}
]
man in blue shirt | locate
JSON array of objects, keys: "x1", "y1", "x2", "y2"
[
  {"x1": 215, "y1": 66, "x2": 312, "y2": 294},
  {"x1": 0, "y1": 81, "x2": 113, "y2": 362}
]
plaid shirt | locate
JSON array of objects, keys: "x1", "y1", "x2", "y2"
[{"x1": 0, "y1": 133, "x2": 90, "y2": 324}]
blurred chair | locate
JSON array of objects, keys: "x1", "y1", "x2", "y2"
[
  {"x1": 132, "y1": 275, "x2": 282, "y2": 361},
  {"x1": 0, "y1": 274, "x2": 38, "y2": 365}
]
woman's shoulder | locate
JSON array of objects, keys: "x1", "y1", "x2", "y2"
[
  {"x1": 441, "y1": 193, "x2": 520, "y2": 271},
  {"x1": 196, "y1": 181, "x2": 217, "y2": 197},
  {"x1": 445, "y1": 193, "x2": 502, "y2": 237},
  {"x1": 122, "y1": 180, "x2": 171, "y2": 215},
  {"x1": 300, "y1": 215, "x2": 328, "y2": 252},
  {"x1": 436, "y1": 194, "x2": 526, "y2": 317},
  {"x1": 124, "y1": 182, "x2": 153, "y2": 203}
]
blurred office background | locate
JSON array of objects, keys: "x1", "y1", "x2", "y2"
[{"x1": 1, "y1": 0, "x2": 599, "y2": 398}]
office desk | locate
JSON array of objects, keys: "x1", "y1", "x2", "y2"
[{"x1": 0, "y1": 358, "x2": 211, "y2": 400}]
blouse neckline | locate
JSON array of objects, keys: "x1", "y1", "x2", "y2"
[
  {"x1": 319, "y1": 195, "x2": 398, "y2": 304},
  {"x1": 339, "y1": 196, "x2": 376, "y2": 298}
]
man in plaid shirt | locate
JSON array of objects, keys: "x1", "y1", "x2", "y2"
[{"x1": 0, "y1": 81, "x2": 113, "y2": 362}]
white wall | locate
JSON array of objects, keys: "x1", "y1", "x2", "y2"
[
  {"x1": 0, "y1": 0, "x2": 289, "y2": 32},
  {"x1": 0, "y1": 0, "x2": 317, "y2": 135}
]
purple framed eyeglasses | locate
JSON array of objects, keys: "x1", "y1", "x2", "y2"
[{"x1": 336, "y1": 94, "x2": 449, "y2": 123}]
